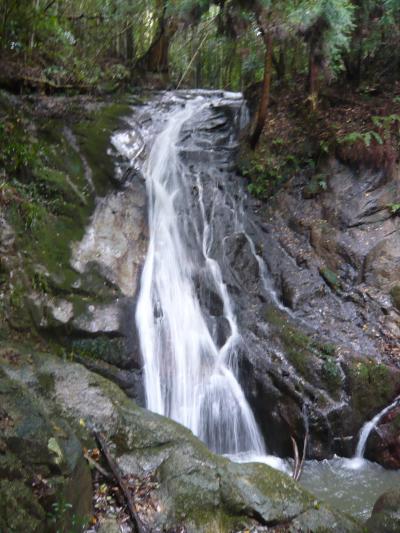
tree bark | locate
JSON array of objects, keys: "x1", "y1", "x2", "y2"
[
  {"x1": 125, "y1": 27, "x2": 135, "y2": 67},
  {"x1": 250, "y1": 32, "x2": 273, "y2": 149},
  {"x1": 136, "y1": 0, "x2": 176, "y2": 75},
  {"x1": 272, "y1": 45, "x2": 285, "y2": 80},
  {"x1": 307, "y1": 43, "x2": 319, "y2": 112}
]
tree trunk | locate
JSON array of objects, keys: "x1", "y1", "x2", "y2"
[
  {"x1": 307, "y1": 43, "x2": 319, "y2": 112},
  {"x1": 136, "y1": 0, "x2": 176, "y2": 75},
  {"x1": 29, "y1": 0, "x2": 41, "y2": 51},
  {"x1": 273, "y1": 45, "x2": 285, "y2": 80},
  {"x1": 250, "y1": 33, "x2": 273, "y2": 149},
  {"x1": 125, "y1": 27, "x2": 134, "y2": 67}
]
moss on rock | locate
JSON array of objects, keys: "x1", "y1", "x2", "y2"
[
  {"x1": 345, "y1": 358, "x2": 398, "y2": 423},
  {"x1": 0, "y1": 479, "x2": 45, "y2": 533},
  {"x1": 319, "y1": 266, "x2": 342, "y2": 291},
  {"x1": 0, "y1": 368, "x2": 92, "y2": 532},
  {"x1": 390, "y1": 285, "x2": 400, "y2": 311},
  {"x1": 264, "y1": 305, "x2": 343, "y2": 399},
  {"x1": 0, "y1": 348, "x2": 361, "y2": 532}
]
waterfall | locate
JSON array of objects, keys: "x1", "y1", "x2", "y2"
[
  {"x1": 135, "y1": 94, "x2": 265, "y2": 456},
  {"x1": 355, "y1": 396, "x2": 400, "y2": 459},
  {"x1": 345, "y1": 395, "x2": 400, "y2": 469}
]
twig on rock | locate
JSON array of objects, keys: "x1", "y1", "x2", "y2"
[{"x1": 94, "y1": 431, "x2": 147, "y2": 533}]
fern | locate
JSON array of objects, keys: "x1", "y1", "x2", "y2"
[
  {"x1": 371, "y1": 114, "x2": 400, "y2": 129},
  {"x1": 339, "y1": 131, "x2": 364, "y2": 144},
  {"x1": 339, "y1": 130, "x2": 383, "y2": 146}
]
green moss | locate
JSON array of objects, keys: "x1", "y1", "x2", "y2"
[
  {"x1": 346, "y1": 359, "x2": 396, "y2": 419},
  {"x1": 265, "y1": 306, "x2": 342, "y2": 398},
  {"x1": 0, "y1": 479, "x2": 45, "y2": 533},
  {"x1": 319, "y1": 343, "x2": 336, "y2": 357},
  {"x1": 390, "y1": 285, "x2": 400, "y2": 311},
  {"x1": 303, "y1": 173, "x2": 328, "y2": 199},
  {"x1": 319, "y1": 266, "x2": 341, "y2": 290},
  {"x1": 73, "y1": 102, "x2": 131, "y2": 195},
  {"x1": 70, "y1": 336, "x2": 126, "y2": 368},
  {"x1": 37, "y1": 371, "x2": 56, "y2": 398},
  {"x1": 321, "y1": 357, "x2": 342, "y2": 394},
  {"x1": 265, "y1": 306, "x2": 314, "y2": 379}
]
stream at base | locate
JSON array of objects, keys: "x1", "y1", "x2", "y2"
[
  {"x1": 112, "y1": 89, "x2": 400, "y2": 523},
  {"x1": 300, "y1": 457, "x2": 400, "y2": 520},
  {"x1": 227, "y1": 452, "x2": 400, "y2": 520}
]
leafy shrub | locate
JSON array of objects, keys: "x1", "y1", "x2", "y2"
[
  {"x1": 0, "y1": 122, "x2": 38, "y2": 174},
  {"x1": 106, "y1": 63, "x2": 131, "y2": 82},
  {"x1": 388, "y1": 203, "x2": 400, "y2": 215}
]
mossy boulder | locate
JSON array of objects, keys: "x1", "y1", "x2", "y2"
[
  {"x1": 344, "y1": 357, "x2": 399, "y2": 427},
  {"x1": 0, "y1": 348, "x2": 361, "y2": 532},
  {"x1": 0, "y1": 369, "x2": 92, "y2": 531},
  {"x1": 366, "y1": 489, "x2": 400, "y2": 533},
  {"x1": 0, "y1": 96, "x2": 144, "y2": 383},
  {"x1": 0, "y1": 479, "x2": 45, "y2": 533}
]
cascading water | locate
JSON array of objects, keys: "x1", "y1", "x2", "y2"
[
  {"x1": 135, "y1": 94, "x2": 265, "y2": 456},
  {"x1": 355, "y1": 395, "x2": 400, "y2": 459},
  {"x1": 344, "y1": 395, "x2": 400, "y2": 469},
  {"x1": 110, "y1": 90, "x2": 400, "y2": 519}
]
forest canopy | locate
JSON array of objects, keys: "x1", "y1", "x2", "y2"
[
  {"x1": 1, "y1": 1, "x2": 399, "y2": 146},
  {"x1": 1, "y1": 0, "x2": 399, "y2": 94}
]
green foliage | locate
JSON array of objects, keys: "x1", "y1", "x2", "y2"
[
  {"x1": 371, "y1": 114, "x2": 400, "y2": 140},
  {"x1": 242, "y1": 157, "x2": 286, "y2": 198},
  {"x1": 31, "y1": 271, "x2": 50, "y2": 294},
  {"x1": 388, "y1": 203, "x2": 400, "y2": 215},
  {"x1": 321, "y1": 356, "x2": 342, "y2": 393},
  {"x1": 46, "y1": 496, "x2": 87, "y2": 533},
  {"x1": 338, "y1": 130, "x2": 383, "y2": 147},
  {"x1": 0, "y1": 122, "x2": 39, "y2": 174},
  {"x1": 289, "y1": 0, "x2": 355, "y2": 74},
  {"x1": 1, "y1": 0, "x2": 399, "y2": 93}
]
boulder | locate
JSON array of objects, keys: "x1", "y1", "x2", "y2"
[
  {"x1": 0, "y1": 349, "x2": 361, "y2": 533},
  {"x1": 366, "y1": 489, "x2": 400, "y2": 533},
  {"x1": 0, "y1": 367, "x2": 92, "y2": 532}
]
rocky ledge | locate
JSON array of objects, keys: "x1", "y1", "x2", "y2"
[{"x1": 0, "y1": 343, "x2": 361, "y2": 532}]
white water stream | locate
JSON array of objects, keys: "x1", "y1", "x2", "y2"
[
  {"x1": 343, "y1": 394, "x2": 400, "y2": 470},
  {"x1": 135, "y1": 96, "x2": 266, "y2": 456}
]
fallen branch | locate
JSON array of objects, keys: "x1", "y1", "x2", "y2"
[
  {"x1": 94, "y1": 431, "x2": 146, "y2": 533},
  {"x1": 83, "y1": 450, "x2": 112, "y2": 479},
  {"x1": 291, "y1": 430, "x2": 308, "y2": 482},
  {"x1": 291, "y1": 436, "x2": 300, "y2": 481},
  {"x1": 298, "y1": 427, "x2": 309, "y2": 480}
]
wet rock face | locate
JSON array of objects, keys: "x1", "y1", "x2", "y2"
[
  {"x1": 71, "y1": 182, "x2": 147, "y2": 298},
  {"x1": 241, "y1": 159, "x2": 400, "y2": 462},
  {"x1": 112, "y1": 93, "x2": 400, "y2": 463}
]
